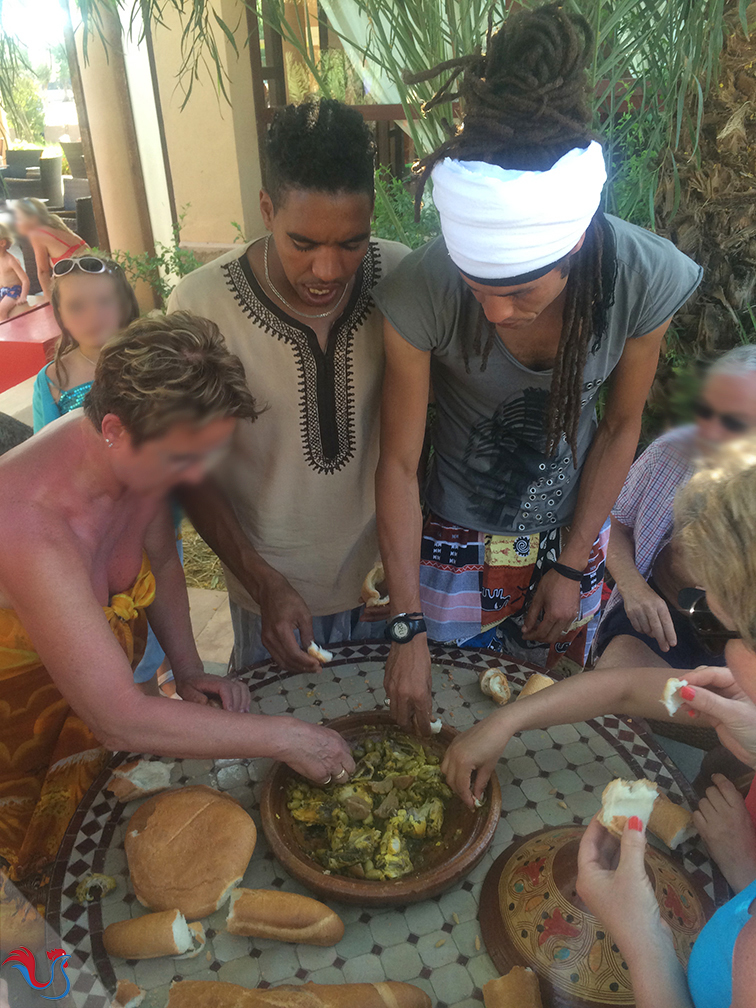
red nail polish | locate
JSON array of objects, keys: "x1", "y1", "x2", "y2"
[
  {"x1": 688, "y1": 710, "x2": 697, "y2": 719},
  {"x1": 627, "y1": 816, "x2": 643, "y2": 832},
  {"x1": 681, "y1": 685, "x2": 696, "y2": 701}
]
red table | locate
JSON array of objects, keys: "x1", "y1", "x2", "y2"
[{"x1": 0, "y1": 303, "x2": 59, "y2": 393}]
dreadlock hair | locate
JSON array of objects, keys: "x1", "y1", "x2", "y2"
[
  {"x1": 407, "y1": 3, "x2": 617, "y2": 460},
  {"x1": 265, "y1": 97, "x2": 377, "y2": 209}
]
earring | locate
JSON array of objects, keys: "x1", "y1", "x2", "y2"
[{"x1": 105, "y1": 438, "x2": 113, "y2": 448}]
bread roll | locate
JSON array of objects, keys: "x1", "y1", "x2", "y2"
[
  {"x1": 226, "y1": 889, "x2": 344, "y2": 945},
  {"x1": 111, "y1": 980, "x2": 145, "y2": 1007},
  {"x1": 107, "y1": 759, "x2": 174, "y2": 803},
  {"x1": 362, "y1": 563, "x2": 389, "y2": 607},
  {"x1": 480, "y1": 669, "x2": 512, "y2": 706},
  {"x1": 483, "y1": 967, "x2": 543, "y2": 1007},
  {"x1": 518, "y1": 673, "x2": 555, "y2": 699},
  {"x1": 165, "y1": 980, "x2": 432, "y2": 1007},
  {"x1": 125, "y1": 785, "x2": 256, "y2": 920},
  {"x1": 661, "y1": 677, "x2": 689, "y2": 717},
  {"x1": 103, "y1": 909, "x2": 205, "y2": 960},
  {"x1": 648, "y1": 792, "x2": 696, "y2": 849},
  {"x1": 307, "y1": 643, "x2": 334, "y2": 665},
  {"x1": 599, "y1": 778, "x2": 658, "y2": 837}
]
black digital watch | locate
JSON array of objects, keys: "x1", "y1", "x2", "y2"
[{"x1": 385, "y1": 612, "x2": 427, "y2": 644}]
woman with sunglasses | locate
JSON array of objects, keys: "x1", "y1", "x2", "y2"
[
  {"x1": 594, "y1": 345, "x2": 756, "y2": 672},
  {"x1": 444, "y1": 442, "x2": 756, "y2": 1007},
  {"x1": 14, "y1": 197, "x2": 89, "y2": 304},
  {"x1": 32, "y1": 255, "x2": 138, "y2": 432}
]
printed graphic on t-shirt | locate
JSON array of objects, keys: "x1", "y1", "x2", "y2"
[{"x1": 462, "y1": 387, "x2": 551, "y2": 527}]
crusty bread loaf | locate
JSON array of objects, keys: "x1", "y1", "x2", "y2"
[
  {"x1": 107, "y1": 759, "x2": 174, "y2": 803},
  {"x1": 165, "y1": 980, "x2": 432, "y2": 1007},
  {"x1": 661, "y1": 677, "x2": 689, "y2": 717},
  {"x1": 479, "y1": 669, "x2": 512, "y2": 706},
  {"x1": 362, "y1": 563, "x2": 389, "y2": 607},
  {"x1": 648, "y1": 792, "x2": 696, "y2": 849},
  {"x1": 103, "y1": 909, "x2": 205, "y2": 960},
  {"x1": 111, "y1": 980, "x2": 145, "y2": 1007},
  {"x1": 483, "y1": 967, "x2": 543, "y2": 1007},
  {"x1": 125, "y1": 785, "x2": 256, "y2": 920},
  {"x1": 518, "y1": 673, "x2": 555, "y2": 699},
  {"x1": 599, "y1": 779, "x2": 659, "y2": 837},
  {"x1": 226, "y1": 889, "x2": 344, "y2": 946}
]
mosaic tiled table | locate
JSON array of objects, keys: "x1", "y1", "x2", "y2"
[{"x1": 47, "y1": 642, "x2": 727, "y2": 1008}]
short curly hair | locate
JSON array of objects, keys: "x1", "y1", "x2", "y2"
[
  {"x1": 84, "y1": 311, "x2": 260, "y2": 444},
  {"x1": 265, "y1": 97, "x2": 376, "y2": 209}
]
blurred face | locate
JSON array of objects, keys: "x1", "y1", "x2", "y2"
[
  {"x1": 57, "y1": 273, "x2": 125, "y2": 351},
  {"x1": 695, "y1": 372, "x2": 756, "y2": 452},
  {"x1": 14, "y1": 208, "x2": 35, "y2": 236},
  {"x1": 260, "y1": 187, "x2": 373, "y2": 310},
  {"x1": 101, "y1": 416, "x2": 237, "y2": 493}
]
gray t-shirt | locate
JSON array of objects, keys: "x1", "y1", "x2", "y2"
[{"x1": 372, "y1": 215, "x2": 702, "y2": 536}]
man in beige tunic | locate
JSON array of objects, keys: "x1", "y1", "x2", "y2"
[{"x1": 169, "y1": 98, "x2": 408, "y2": 673}]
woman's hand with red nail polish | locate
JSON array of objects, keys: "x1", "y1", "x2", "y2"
[
  {"x1": 576, "y1": 815, "x2": 667, "y2": 958},
  {"x1": 680, "y1": 685, "x2": 696, "y2": 702}
]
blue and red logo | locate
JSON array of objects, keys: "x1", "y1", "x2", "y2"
[{"x1": 1, "y1": 947, "x2": 71, "y2": 1000}]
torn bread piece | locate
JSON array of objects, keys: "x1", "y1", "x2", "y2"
[
  {"x1": 518, "y1": 673, "x2": 555, "y2": 699},
  {"x1": 661, "y1": 677, "x2": 689, "y2": 717},
  {"x1": 110, "y1": 980, "x2": 145, "y2": 1008},
  {"x1": 648, "y1": 792, "x2": 697, "y2": 849},
  {"x1": 103, "y1": 909, "x2": 205, "y2": 960},
  {"x1": 226, "y1": 888, "x2": 344, "y2": 945},
  {"x1": 599, "y1": 778, "x2": 659, "y2": 837},
  {"x1": 479, "y1": 669, "x2": 512, "y2": 706},
  {"x1": 106, "y1": 759, "x2": 175, "y2": 803},
  {"x1": 483, "y1": 966, "x2": 543, "y2": 1008},
  {"x1": 165, "y1": 979, "x2": 432, "y2": 1007},
  {"x1": 362, "y1": 563, "x2": 389, "y2": 608},
  {"x1": 308, "y1": 642, "x2": 334, "y2": 665}
]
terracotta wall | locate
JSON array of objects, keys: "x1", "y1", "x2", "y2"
[{"x1": 150, "y1": 0, "x2": 265, "y2": 248}]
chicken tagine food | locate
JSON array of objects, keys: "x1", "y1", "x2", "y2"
[{"x1": 286, "y1": 733, "x2": 455, "y2": 881}]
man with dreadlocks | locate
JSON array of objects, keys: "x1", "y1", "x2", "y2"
[{"x1": 372, "y1": 3, "x2": 702, "y2": 734}]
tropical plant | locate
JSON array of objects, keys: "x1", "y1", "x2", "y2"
[
  {"x1": 372, "y1": 167, "x2": 440, "y2": 248},
  {"x1": 95, "y1": 208, "x2": 202, "y2": 307}
]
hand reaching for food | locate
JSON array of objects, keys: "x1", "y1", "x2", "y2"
[{"x1": 278, "y1": 718, "x2": 356, "y2": 785}]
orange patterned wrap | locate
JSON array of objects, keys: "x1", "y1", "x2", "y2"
[{"x1": 0, "y1": 554, "x2": 155, "y2": 881}]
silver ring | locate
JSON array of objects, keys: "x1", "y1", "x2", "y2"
[
  {"x1": 334, "y1": 769, "x2": 348, "y2": 781},
  {"x1": 321, "y1": 775, "x2": 331, "y2": 786}
]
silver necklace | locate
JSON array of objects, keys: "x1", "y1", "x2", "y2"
[
  {"x1": 263, "y1": 235, "x2": 349, "y2": 320},
  {"x1": 77, "y1": 346, "x2": 99, "y2": 365}
]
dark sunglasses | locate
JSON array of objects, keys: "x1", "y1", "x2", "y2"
[
  {"x1": 52, "y1": 256, "x2": 112, "y2": 278},
  {"x1": 678, "y1": 587, "x2": 739, "y2": 641},
  {"x1": 693, "y1": 400, "x2": 750, "y2": 434}
]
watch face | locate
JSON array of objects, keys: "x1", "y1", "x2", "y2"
[{"x1": 392, "y1": 620, "x2": 411, "y2": 641}]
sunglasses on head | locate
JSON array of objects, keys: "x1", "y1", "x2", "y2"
[
  {"x1": 52, "y1": 256, "x2": 112, "y2": 278},
  {"x1": 693, "y1": 400, "x2": 749, "y2": 434},
  {"x1": 678, "y1": 587, "x2": 739, "y2": 642}
]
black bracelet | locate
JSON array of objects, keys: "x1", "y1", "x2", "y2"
[{"x1": 550, "y1": 561, "x2": 584, "y2": 582}]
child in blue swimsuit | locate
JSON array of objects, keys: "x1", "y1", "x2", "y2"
[
  {"x1": 0, "y1": 223, "x2": 29, "y2": 320},
  {"x1": 32, "y1": 255, "x2": 139, "y2": 430}
]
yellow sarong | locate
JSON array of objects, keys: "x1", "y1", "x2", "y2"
[{"x1": 0, "y1": 554, "x2": 155, "y2": 881}]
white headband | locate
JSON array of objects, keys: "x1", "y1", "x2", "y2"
[{"x1": 430, "y1": 141, "x2": 607, "y2": 283}]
